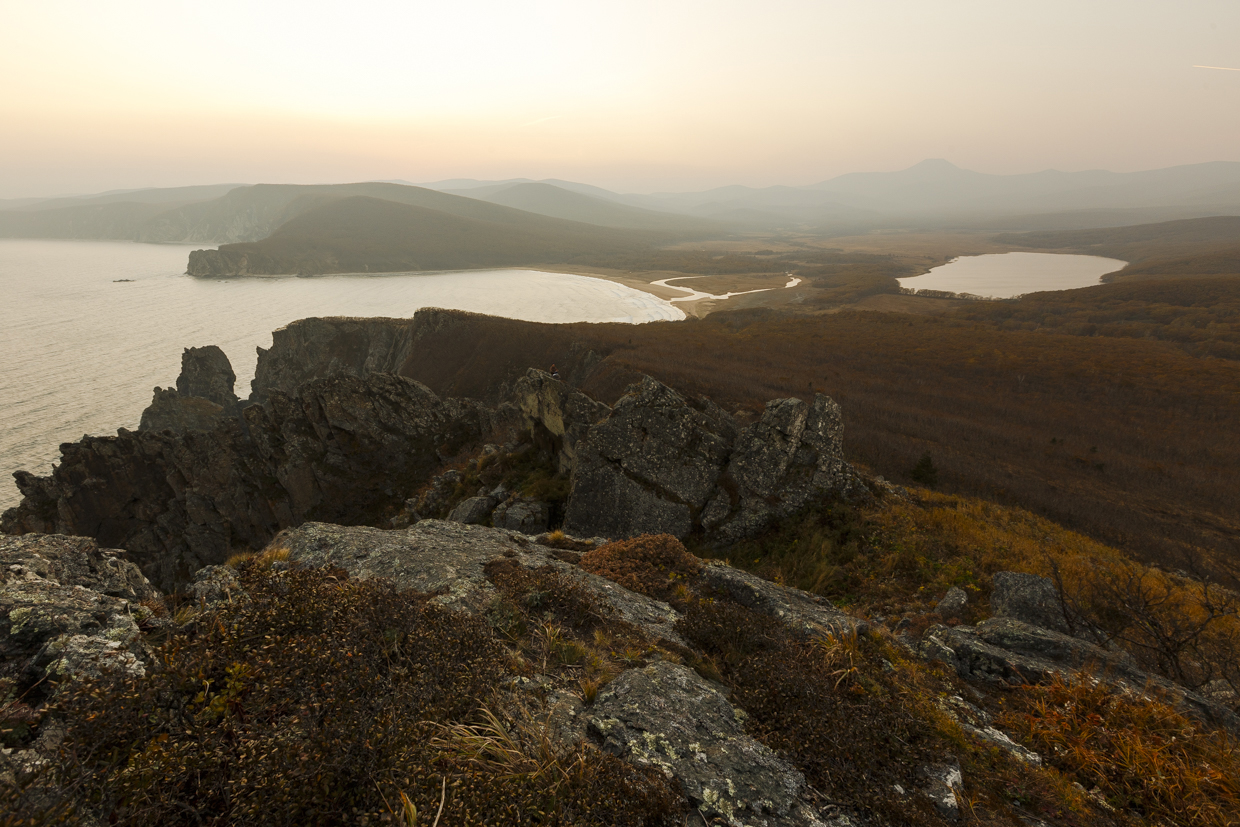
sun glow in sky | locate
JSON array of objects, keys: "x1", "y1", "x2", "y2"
[{"x1": 2, "y1": 0, "x2": 1238, "y2": 197}]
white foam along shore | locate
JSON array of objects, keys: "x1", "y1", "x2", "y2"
[{"x1": 650, "y1": 274, "x2": 802, "y2": 304}]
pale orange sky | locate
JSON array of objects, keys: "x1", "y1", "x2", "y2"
[{"x1": 2, "y1": 0, "x2": 1238, "y2": 197}]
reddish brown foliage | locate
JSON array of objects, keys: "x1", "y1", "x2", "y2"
[
  {"x1": 579, "y1": 534, "x2": 703, "y2": 604},
  {"x1": 401, "y1": 308, "x2": 1240, "y2": 583}
]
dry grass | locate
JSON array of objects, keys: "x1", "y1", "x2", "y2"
[{"x1": 996, "y1": 673, "x2": 1240, "y2": 826}]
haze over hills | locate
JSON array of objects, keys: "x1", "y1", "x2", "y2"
[
  {"x1": 998, "y1": 215, "x2": 1240, "y2": 281},
  {"x1": 3, "y1": 160, "x2": 1238, "y2": 255},
  {"x1": 186, "y1": 194, "x2": 672, "y2": 276},
  {"x1": 442, "y1": 182, "x2": 725, "y2": 234}
]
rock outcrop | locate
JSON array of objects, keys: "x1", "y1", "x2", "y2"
[
  {"x1": 176, "y1": 345, "x2": 240, "y2": 408},
  {"x1": 138, "y1": 387, "x2": 226, "y2": 433},
  {"x1": 139, "y1": 345, "x2": 241, "y2": 434},
  {"x1": 250, "y1": 316, "x2": 421, "y2": 402},
  {"x1": 539, "y1": 374, "x2": 864, "y2": 543},
  {"x1": 274, "y1": 520, "x2": 686, "y2": 645},
  {"x1": 922, "y1": 606, "x2": 1240, "y2": 734},
  {"x1": 1, "y1": 534, "x2": 158, "y2": 700},
  {"x1": 5, "y1": 374, "x2": 488, "y2": 591},
  {"x1": 589, "y1": 661, "x2": 825, "y2": 827}
]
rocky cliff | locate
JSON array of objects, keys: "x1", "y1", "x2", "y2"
[
  {"x1": 250, "y1": 316, "x2": 422, "y2": 401},
  {"x1": 3, "y1": 363, "x2": 495, "y2": 591},
  {"x1": 3, "y1": 324, "x2": 862, "y2": 591}
]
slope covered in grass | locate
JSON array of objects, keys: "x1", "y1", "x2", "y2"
[{"x1": 187, "y1": 195, "x2": 670, "y2": 275}]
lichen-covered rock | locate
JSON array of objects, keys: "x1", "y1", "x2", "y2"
[
  {"x1": 562, "y1": 376, "x2": 863, "y2": 545},
  {"x1": 919, "y1": 760, "x2": 963, "y2": 820},
  {"x1": 0, "y1": 534, "x2": 157, "y2": 601},
  {"x1": 936, "y1": 587, "x2": 969, "y2": 618},
  {"x1": 187, "y1": 564, "x2": 243, "y2": 606},
  {"x1": 990, "y1": 572, "x2": 1069, "y2": 634},
  {"x1": 589, "y1": 661, "x2": 825, "y2": 827},
  {"x1": 706, "y1": 394, "x2": 862, "y2": 545},
  {"x1": 700, "y1": 561, "x2": 865, "y2": 639},
  {"x1": 1, "y1": 534, "x2": 156, "y2": 693},
  {"x1": 276, "y1": 521, "x2": 685, "y2": 644},
  {"x1": 492, "y1": 497, "x2": 550, "y2": 534},
  {"x1": 563, "y1": 377, "x2": 737, "y2": 540}
]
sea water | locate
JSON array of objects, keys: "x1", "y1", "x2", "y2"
[{"x1": 0, "y1": 239, "x2": 682, "y2": 509}]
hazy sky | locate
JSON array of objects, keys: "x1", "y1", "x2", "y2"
[{"x1": 3, "y1": 0, "x2": 1238, "y2": 197}]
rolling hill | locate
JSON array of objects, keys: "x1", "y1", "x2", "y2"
[
  {"x1": 186, "y1": 195, "x2": 670, "y2": 276},
  {"x1": 996, "y1": 215, "x2": 1240, "y2": 280},
  {"x1": 443, "y1": 181, "x2": 725, "y2": 233}
]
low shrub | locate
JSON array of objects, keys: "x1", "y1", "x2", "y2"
[
  {"x1": 34, "y1": 563, "x2": 679, "y2": 826},
  {"x1": 579, "y1": 534, "x2": 702, "y2": 605}
]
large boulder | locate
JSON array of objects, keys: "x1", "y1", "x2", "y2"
[
  {"x1": 589, "y1": 662, "x2": 825, "y2": 827},
  {"x1": 990, "y1": 571, "x2": 1070, "y2": 634},
  {"x1": 704, "y1": 394, "x2": 859, "y2": 545},
  {"x1": 492, "y1": 496, "x2": 550, "y2": 534},
  {"x1": 512, "y1": 369, "x2": 610, "y2": 474},
  {"x1": 563, "y1": 376, "x2": 863, "y2": 543},
  {"x1": 563, "y1": 378, "x2": 737, "y2": 540}
]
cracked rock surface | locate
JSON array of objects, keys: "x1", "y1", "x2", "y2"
[
  {"x1": 589, "y1": 661, "x2": 826, "y2": 827},
  {"x1": 276, "y1": 520, "x2": 686, "y2": 645}
]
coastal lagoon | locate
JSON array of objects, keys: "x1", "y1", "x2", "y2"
[
  {"x1": 898, "y1": 252, "x2": 1128, "y2": 299},
  {"x1": 0, "y1": 239, "x2": 682, "y2": 510}
]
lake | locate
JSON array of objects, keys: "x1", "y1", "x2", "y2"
[
  {"x1": 897, "y1": 252, "x2": 1128, "y2": 299},
  {"x1": 0, "y1": 239, "x2": 683, "y2": 510}
]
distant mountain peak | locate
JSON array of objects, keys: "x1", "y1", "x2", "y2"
[{"x1": 908, "y1": 158, "x2": 961, "y2": 171}]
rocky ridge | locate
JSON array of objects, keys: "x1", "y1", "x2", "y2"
[{"x1": 3, "y1": 333, "x2": 866, "y2": 591}]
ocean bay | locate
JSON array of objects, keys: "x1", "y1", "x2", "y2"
[{"x1": 0, "y1": 239, "x2": 682, "y2": 509}]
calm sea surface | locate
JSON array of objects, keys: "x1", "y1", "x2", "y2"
[
  {"x1": 898, "y1": 252, "x2": 1128, "y2": 298},
  {"x1": 0, "y1": 239, "x2": 683, "y2": 510}
]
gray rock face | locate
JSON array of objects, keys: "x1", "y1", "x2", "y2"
[
  {"x1": 564, "y1": 376, "x2": 862, "y2": 543},
  {"x1": 139, "y1": 387, "x2": 226, "y2": 433},
  {"x1": 1, "y1": 534, "x2": 157, "y2": 694},
  {"x1": 936, "y1": 587, "x2": 969, "y2": 618},
  {"x1": 589, "y1": 662, "x2": 824, "y2": 827},
  {"x1": 700, "y1": 562, "x2": 865, "y2": 639},
  {"x1": 447, "y1": 496, "x2": 496, "y2": 525},
  {"x1": 250, "y1": 316, "x2": 419, "y2": 402},
  {"x1": 4, "y1": 374, "x2": 481, "y2": 591},
  {"x1": 275, "y1": 521, "x2": 685, "y2": 644},
  {"x1": 176, "y1": 345, "x2": 239, "y2": 408},
  {"x1": 990, "y1": 572, "x2": 1069, "y2": 634},
  {"x1": 512, "y1": 369, "x2": 610, "y2": 474},
  {"x1": 565, "y1": 378, "x2": 734, "y2": 540},
  {"x1": 492, "y1": 496, "x2": 550, "y2": 534},
  {"x1": 0, "y1": 534, "x2": 157, "y2": 601}
]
